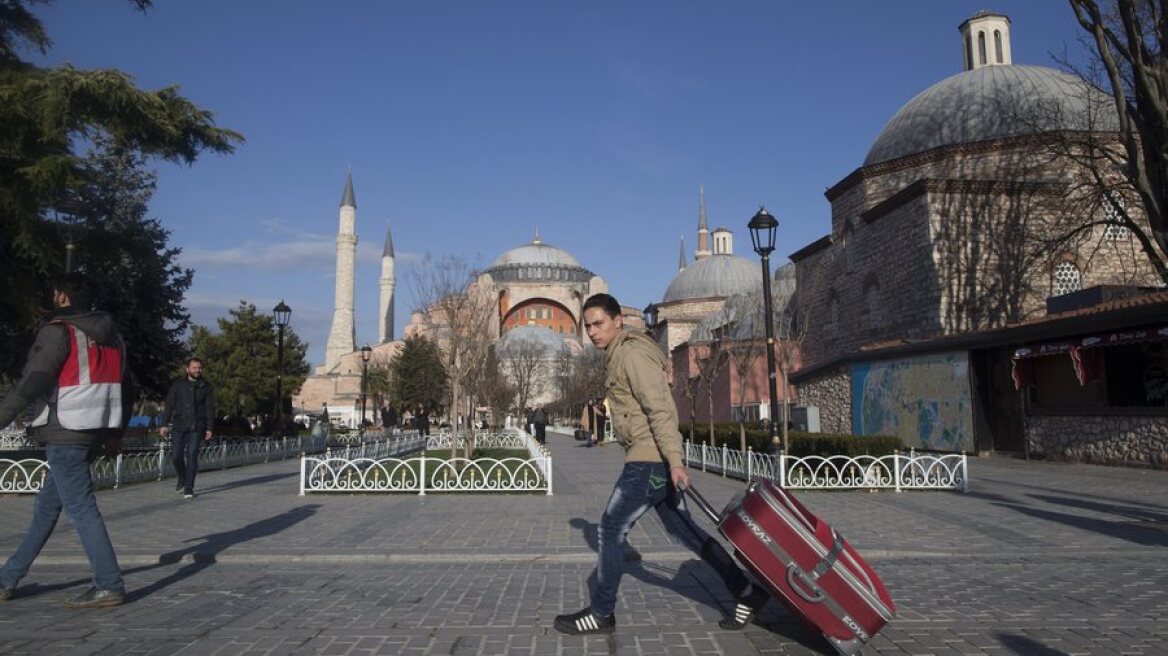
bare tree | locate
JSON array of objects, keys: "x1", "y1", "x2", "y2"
[
  {"x1": 688, "y1": 324, "x2": 729, "y2": 447},
  {"x1": 721, "y1": 292, "x2": 767, "y2": 452},
  {"x1": 410, "y1": 255, "x2": 496, "y2": 459},
  {"x1": 501, "y1": 336, "x2": 551, "y2": 419},
  {"x1": 1059, "y1": 0, "x2": 1168, "y2": 282}
]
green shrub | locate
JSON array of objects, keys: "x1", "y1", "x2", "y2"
[{"x1": 680, "y1": 422, "x2": 901, "y2": 457}]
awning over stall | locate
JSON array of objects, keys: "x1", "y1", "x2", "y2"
[{"x1": 1012, "y1": 325, "x2": 1168, "y2": 389}]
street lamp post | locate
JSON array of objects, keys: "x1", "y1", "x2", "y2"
[
  {"x1": 359, "y1": 345, "x2": 373, "y2": 428},
  {"x1": 273, "y1": 301, "x2": 292, "y2": 438},
  {"x1": 748, "y1": 207, "x2": 783, "y2": 454}
]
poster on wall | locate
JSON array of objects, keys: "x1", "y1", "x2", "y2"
[{"x1": 851, "y1": 352, "x2": 974, "y2": 452}]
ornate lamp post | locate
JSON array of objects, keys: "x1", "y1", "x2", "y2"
[
  {"x1": 273, "y1": 301, "x2": 292, "y2": 438},
  {"x1": 359, "y1": 345, "x2": 373, "y2": 428},
  {"x1": 748, "y1": 207, "x2": 783, "y2": 453}
]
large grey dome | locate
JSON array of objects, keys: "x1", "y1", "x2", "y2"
[
  {"x1": 489, "y1": 239, "x2": 582, "y2": 269},
  {"x1": 486, "y1": 236, "x2": 595, "y2": 283},
  {"x1": 663, "y1": 254, "x2": 760, "y2": 304},
  {"x1": 865, "y1": 65, "x2": 1117, "y2": 166}
]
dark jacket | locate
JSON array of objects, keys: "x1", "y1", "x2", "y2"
[
  {"x1": 0, "y1": 307, "x2": 134, "y2": 446},
  {"x1": 161, "y1": 376, "x2": 216, "y2": 432}
]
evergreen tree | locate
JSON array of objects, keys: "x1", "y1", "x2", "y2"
[
  {"x1": 188, "y1": 302, "x2": 310, "y2": 418},
  {"x1": 388, "y1": 334, "x2": 448, "y2": 413},
  {"x1": 0, "y1": 0, "x2": 242, "y2": 380},
  {"x1": 69, "y1": 136, "x2": 195, "y2": 399}
]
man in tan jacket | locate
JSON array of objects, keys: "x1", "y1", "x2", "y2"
[{"x1": 554, "y1": 293, "x2": 767, "y2": 635}]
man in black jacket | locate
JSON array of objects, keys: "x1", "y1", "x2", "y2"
[
  {"x1": 0, "y1": 273, "x2": 132, "y2": 608},
  {"x1": 159, "y1": 357, "x2": 216, "y2": 498}
]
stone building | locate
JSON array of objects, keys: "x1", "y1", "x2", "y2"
[{"x1": 789, "y1": 12, "x2": 1165, "y2": 461}]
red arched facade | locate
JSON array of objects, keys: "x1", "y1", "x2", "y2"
[{"x1": 502, "y1": 299, "x2": 577, "y2": 335}]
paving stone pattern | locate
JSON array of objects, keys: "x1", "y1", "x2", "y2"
[{"x1": 0, "y1": 431, "x2": 1165, "y2": 655}]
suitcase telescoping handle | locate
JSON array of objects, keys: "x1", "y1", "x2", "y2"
[{"x1": 680, "y1": 483, "x2": 721, "y2": 524}]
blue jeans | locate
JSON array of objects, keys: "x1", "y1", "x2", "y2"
[
  {"x1": 591, "y1": 462, "x2": 748, "y2": 616},
  {"x1": 0, "y1": 443, "x2": 123, "y2": 591},
  {"x1": 172, "y1": 430, "x2": 203, "y2": 491}
]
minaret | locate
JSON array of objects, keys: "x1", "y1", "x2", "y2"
[
  {"x1": 678, "y1": 236, "x2": 687, "y2": 271},
  {"x1": 959, "y1": 11, "x2": 1011, "y2": 71},
  {"x1": 378, "y1": 223, "x2": 395, "y2": 343},
  {"x1": 324, "y1": 171, "x2": 358, "y2": 371},
  {"x1": 695, "y1": 184, "x2": 711, "y2": 260}
]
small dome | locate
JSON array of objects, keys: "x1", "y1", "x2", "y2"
[
  {"x1": 499, "y1": 325, "x2": 573, "y2": 354},
  {"x1": 663, "y1": 254, "x2": 760, "y2": 303},
  {"x1": 489, "y1": 239, "x2": 582, "y2": 269},
  {"x1": 865, "y1": 65, "x2": 1117, "y2": 166}
]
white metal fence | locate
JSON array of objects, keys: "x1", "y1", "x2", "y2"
[
  {"x1": 300, "y1": 429, "x2": 553, "y2": 495},
  {"x1": 683, "y1": 441, "x2": 969, "y2": 492},
  {"x1": 0, "y1": 435, "x2": 328, "y2": 494}
]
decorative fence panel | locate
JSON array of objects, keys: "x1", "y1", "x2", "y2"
[
  {"x1": 0, "y1": 435, "x2": 328, "y2": 494},
  {"x1": 683, "y1": 441, "x2": 968, "y2": 492},
  {"x1": 300, "y1": 429, "x2": 552, "y2": 495}
]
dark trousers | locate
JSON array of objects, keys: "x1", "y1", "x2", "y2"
[
  {"x1": 535, "y1": 423, "x2": 547, "y2": 443},
  {"x1": 172, "y1": 430, "x2": 203, "y2": 492}
]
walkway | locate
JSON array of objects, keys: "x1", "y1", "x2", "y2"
[{"x1": 0, "y1": 430, "x2": 1165, "y2": 655}]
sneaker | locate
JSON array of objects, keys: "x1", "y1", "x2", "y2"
[
  {"x1": 175, "y1": 482, "x2": 184, "y2": 493},
  {"x1": 554, "y1": 607, "x2": 616, "y2": 635},
  {"x1": 0, "y1": 585, "x2": 13, "y2": 601},
  {"x1": 64, "y1": 587, "x2": 125, "y2": 609},
  {"x1": 183, "y1": 490, "x2": 194, "y2": 499},
  {"x1": 719, "y1": 584, "x2": 769, "y2": 630}
]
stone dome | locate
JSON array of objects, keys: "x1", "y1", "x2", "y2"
[
  {"x1": 499, "y1": 325, "x2": 572, "y2": 354},
  {"x1": 486, "y1": 236, "x2": 595, "y2": 283},
  {"x1": 663, "y1": 254, "x2": 760, "y2": 304},
  {"x1": 489, "y1": 238, "x2": 582, "y2": 269},
  {"x1": 864, "y1": 65, "x2": 1117, "y2": 166}
]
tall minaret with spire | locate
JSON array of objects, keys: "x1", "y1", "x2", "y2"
[
  {"x1": 695, "y1": 184, "x2": 711, "y2": 260},
  {"x1": 678, "y1": 236, "x2": 687, "y2": 272},
  {"x1": 324, "y1": 171, "x2": 358, "y2": 371},
  {"x1": 378, "y1": 224, "x2": 395, "y2": 343}
]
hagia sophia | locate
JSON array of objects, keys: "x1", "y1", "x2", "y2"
[{"x1": 294, "y1": 11, "x2": 1167, "y2": 466}]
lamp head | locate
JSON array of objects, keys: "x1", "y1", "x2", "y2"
[
  {"x1": 748, "y1": 207, "x2": 778, "y2": 257},
  {"x1": 273, "y1": 300, "x2": 292, "y2": 327}
]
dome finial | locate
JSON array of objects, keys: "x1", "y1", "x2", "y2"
[{"x1": 532, "y1": 227, "x2": 541, "y2": 244}]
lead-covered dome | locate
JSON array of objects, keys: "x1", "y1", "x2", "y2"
[
  {"x1": 486, "y1": 235, "x2": 594, "y2": 283},
  {"x1": 864, "y1": 65, "x2": 1117, "y2": 166},
  {"x1": 663, "y1": 254, "x2": 760, "y2": 304}
]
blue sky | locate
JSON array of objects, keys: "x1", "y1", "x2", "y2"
[{"x1": 33, "y1": 1, "x2": 1090, "y2": 366}]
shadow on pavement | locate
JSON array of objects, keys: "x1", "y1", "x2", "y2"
[
  {"x1": 195, "y1": 470, "x2": 299, "y2": 494},
  {"x1": 124, "y1": 504, "x2": 320, "y2": 601},
  {"x1": 1027, "y1": 494, "x2": 1168, "y2": 524},
  {"x1": 998, "y1": 633, "x2": 1070, "y2": 655},
  {"x1": 987, "y1": 500, "x2": 1168, "y2": 547}
]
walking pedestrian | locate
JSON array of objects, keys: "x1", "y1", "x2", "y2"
[
  {"x1": 532, "y1": 406, "x2": 548, "y2": 444},
  {"x1": 554, "y1": 293, "x2": 768, "y2": 635},
  {"x1": 0, "y1": 273, "x2": 133, "y2": 607},
  {"x1": 159, "y1": 357, "x2": 216, "y2": 498}
]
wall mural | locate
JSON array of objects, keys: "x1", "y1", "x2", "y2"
[{"x1": 852, "y1": 352, "x2": 974, "y2": 452}]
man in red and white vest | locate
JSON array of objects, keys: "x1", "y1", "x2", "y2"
[{"x1": 0, "y1": 272, "x2": 133, "y2": 608}]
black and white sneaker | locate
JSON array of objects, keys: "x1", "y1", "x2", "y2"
[
  {"x1": 554, "y1": 607, "x2": 616, "y2": 635},
  {"x1": 719, "y1": 584, "x2": 769, "y2": 630}
]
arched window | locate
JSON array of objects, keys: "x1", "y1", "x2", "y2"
[
  {"x1": 1052, "y1": 261, "x2": 1082, "y2": 296},
  {"x1": 978, "y1": 32, "x2": 987, "y2": 65},
  {"x1": 965, "y1": 34, "x2": 974, "y2": 69},
  {"x1": 994, "y1": 30, "x2": 1003, "y2": 63},
  {"x1": 866, "y1": 285, "x2": 882, "y2": 328},
  {"x1": 827, "y1": 293, "x2": 840, "y2": 336}
]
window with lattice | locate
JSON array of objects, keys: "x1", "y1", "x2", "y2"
[
  {"x1": 828, "y1": 297, "x2": 840, "y2": 335},
  {"x1": 1052, "y1": 261, "x2": 1082, "y2": 296},
  {"x1": 1102, "y1": 191, "x2": 1130, "y2": 241}
]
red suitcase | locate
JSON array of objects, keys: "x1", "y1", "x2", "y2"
[{"x1": 687, "y1": 479, "x2": 895, "y2": 656}]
